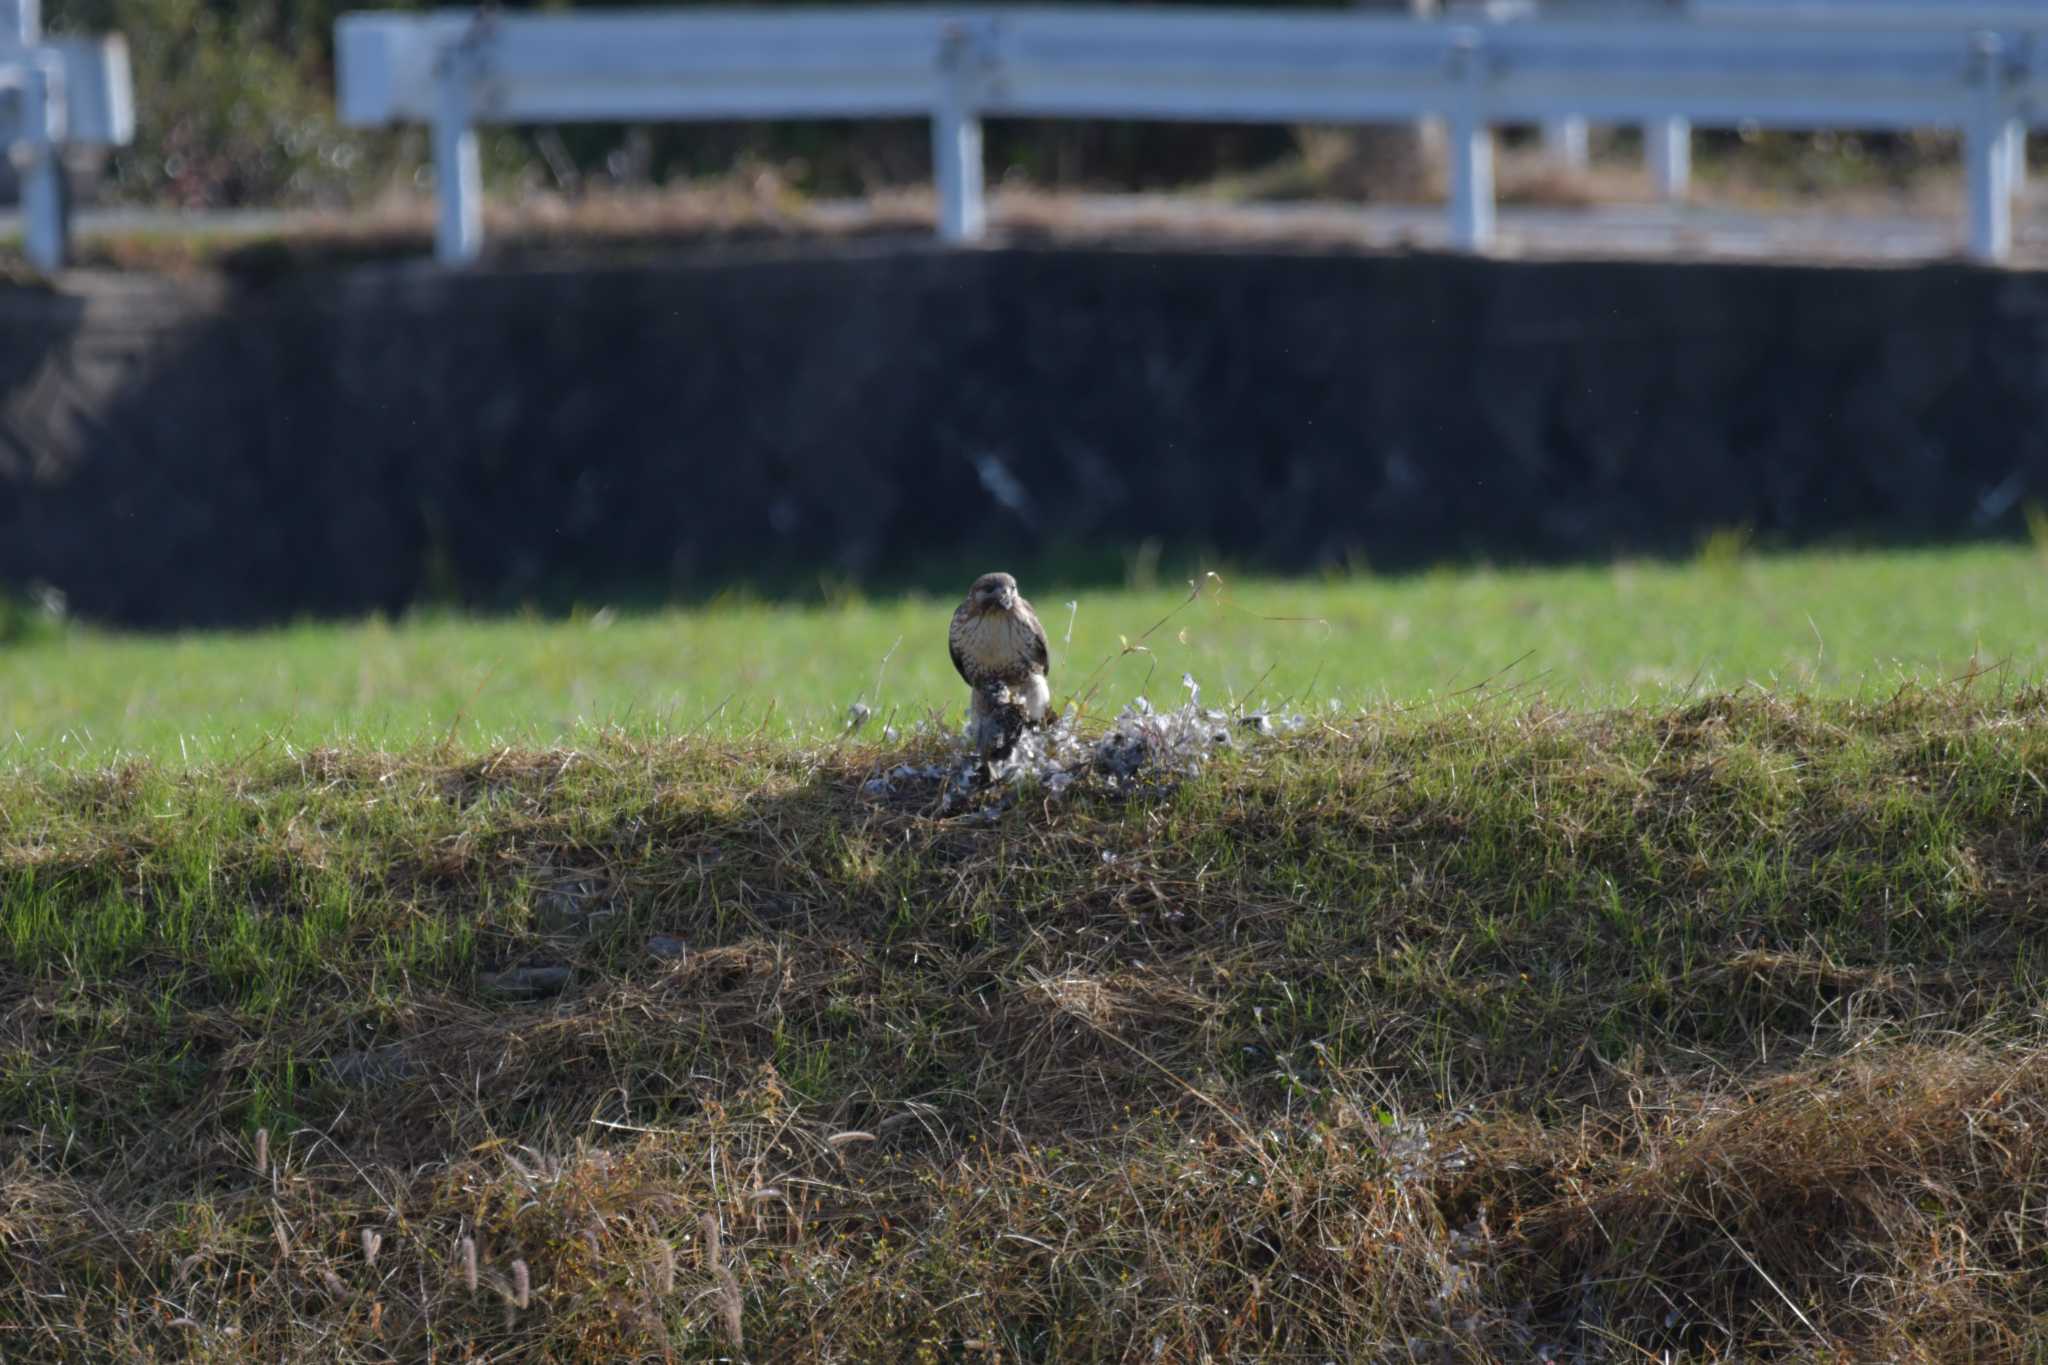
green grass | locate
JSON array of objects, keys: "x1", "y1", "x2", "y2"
[
  {"x1": 5, "y1": 542, "x2": 2045, "y2": 765},
  {"x1": 4, "y1": 545, "x2": 2048, "y2": 1360}
]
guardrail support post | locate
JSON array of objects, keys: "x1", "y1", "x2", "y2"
[
  {"x1": 1449, "y1": 114, "x2": 1494, "y2": 249},
  {"x1": 1967, "y1": 118, "x2": 2013, "y2": 262},
  {"x1": 4, "y1": 0, "x2": 36, "y2": 45},
  {"x1": 432, "y1": 60, "x2": 483, "y2": 264},
  {"x1": 933, "y1": 25, "x2": 986, "y2": 243},
  {"x1": 1446, "y1": 28, "x2": 1493, "y2": 252},
  {"x1": 932, "y1": 103, "x2": 984, "y2": 242},
  {"x1": 1542, "y1": 116, "x2": 1588, "y2": 170},
  {"x1": 19, "y1": 143, "x2": 66, "y2": 272},
  {"x1": 18, "y1": 61, "x2": 66, "y2": 272},
  {"x1": 1647, "y1": 116, "x2": 1690, "y2": 200},
  {"x1": 1967, "y1": 32, "x2": 2013, "y2": 263}
]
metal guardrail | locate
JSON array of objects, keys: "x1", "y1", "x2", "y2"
[
  {"x1": 336, "y1": 5, "x2": 2048, "y2": 266},
  {"x1": 0, "y1": 0, "x2": 134, "y2": 271},
  {"x1": 1695, "y1": 1, "x2": 2048, "y2": 24}
]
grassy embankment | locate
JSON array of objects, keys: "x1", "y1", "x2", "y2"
[{"x1": 3, "y1": 547, "x2": 2046, "y2": 1359}]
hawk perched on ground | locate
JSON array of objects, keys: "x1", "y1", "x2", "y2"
[{"x1": 949, "y1": 571, "x2": 1053, "y2": 763}]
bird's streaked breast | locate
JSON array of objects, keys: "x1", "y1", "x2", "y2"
[{"x1": 955, "y1": 610, "x2": 1041, "y2": 680}]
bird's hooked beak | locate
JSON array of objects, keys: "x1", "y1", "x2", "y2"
[{"x1": 997, "y1": 586, "x2": 1017, "y2": 610}]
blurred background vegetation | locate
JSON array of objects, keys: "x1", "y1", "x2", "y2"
[{"x1": 41, "y1": 0, "x2": 1967, "y2": 211}]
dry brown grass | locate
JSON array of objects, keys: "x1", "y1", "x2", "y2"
[
  {"x1": 7, "y1": 1038, "x2": 2040, "y2": 1360},
  {"x1": 23, "y1": 135, "x2": 1988, "y2": 280}
]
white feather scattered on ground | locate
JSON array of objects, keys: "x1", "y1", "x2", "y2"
[{"x1": 860, "y1": 674, "x2": 1305, "y2": 812}]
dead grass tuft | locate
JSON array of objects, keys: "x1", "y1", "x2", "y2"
[{"x1": 1497, "y1": 1046, "x2": 2048, "y2": 1360}]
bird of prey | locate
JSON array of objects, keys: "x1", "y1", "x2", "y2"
[{"x1": 949, "y1": 571, "x2": 1053, "y2": 764}]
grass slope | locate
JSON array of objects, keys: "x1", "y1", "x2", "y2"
[
  {"x1": 4, "y1": 543, "x2": 2046, "y2": 763},
  {"x1": 3, "y1": 685, "x2": 2046, "y2": 1360}
]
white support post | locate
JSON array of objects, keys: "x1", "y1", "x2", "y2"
[
  {"x1": 1449, "y1": 114, "x2": 1494, "y2": 250},
  {"x1": 931, "y1": 104, "x2": 984, "y2": 242},
  {"x1": 1446, "y1": 28, "x2": 1493, "y2": 252},
  {"x1": 4, "y1": 0, "x2": 38, "y2": 45},
  {"x1": 1647, "y1": 116, "x2": 1691, "y2": 200},
  {"x1": 932, "y1": 26, "x2": 985, "y2": 243},
  {"x1": 1542, "y1": 116, "x2": 1589, "y2": 171},
  {"x1": 1967, "y1": 118, "x2": 2013, "y2": 263},
  {"x1": 19, "y1": 143, "x2": 66, "y2": 273},
  {"x1": 2004, "y1": 118, "x2": 2027, "y2": 198},
  {"x1": 1967, "y1": 32, "x2": 2013, "y2": 264},
  {"x1": 18, "y1": 60, "x2": 65, "y2": 272},
  {"x1": 431, "y1": 61, "x2": 482, "y2": 264}
]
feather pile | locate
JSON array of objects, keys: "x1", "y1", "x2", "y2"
[{"x1": 861, "y1": 673, "x2": 1306, "y2": 813}]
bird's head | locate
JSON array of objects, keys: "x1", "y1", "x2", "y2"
[{"x1": 969, "y1": 572, "x2": 1020, "y2": 613}]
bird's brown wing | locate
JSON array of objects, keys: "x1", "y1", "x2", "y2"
[
  {"x1": 1018, "y1": 598, "x2": 1051, "y2": 676},
  {"x1": 948, "y1": 604, "x2": 979, "y2": 688}
]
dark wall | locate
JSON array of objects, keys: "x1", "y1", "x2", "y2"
[{"x1": 3, "y1": 242, "x2": 2045, "y2": 627}]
